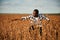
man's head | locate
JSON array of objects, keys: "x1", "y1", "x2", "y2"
[{"x1": 33, "y1": 9, "x2": 39, "y2": 17}]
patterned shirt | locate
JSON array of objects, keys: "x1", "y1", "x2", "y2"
[
  {"x1": 21, "y1": 14, "x2": 49, "y2": 21},
  {"x1": 21, "y1": 14, "x2": 49, "y2": 24}
]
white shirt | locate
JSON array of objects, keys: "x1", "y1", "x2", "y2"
[
  {"x1": 21, "y1": 14, "x2": 49, "y2": 24},
  {"x1": 21, "y1": 14, "x2": 49, "y2": 21}
]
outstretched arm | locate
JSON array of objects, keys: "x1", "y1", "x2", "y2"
[
  {"x1": 21, "y1": 15, "x2": 31, "y2": 20},
  {"x1": 10, "y1": 15, "x2": 31, "y2": 21},
  {"x1": 42, "y1": 15, "x2": 50, "y2": 21}
]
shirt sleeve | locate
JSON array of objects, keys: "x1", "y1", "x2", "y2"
[
  {"x1": 42, "y1": 15, "x2": 50, "y2": 21},
  {"x1": 21, "y1": 15, "x2": 32, "y2": 20}
]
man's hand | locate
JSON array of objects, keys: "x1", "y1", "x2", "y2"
[{"x1": 20, "y1": 17, "x2": 26, "y2": 21}]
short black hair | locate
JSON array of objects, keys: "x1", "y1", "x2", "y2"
[{"x1": 34, "y1": 9, "x2": 39, "y2": 14}]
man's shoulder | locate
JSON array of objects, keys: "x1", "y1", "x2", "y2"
[
  {"x1": 38, "y1": 14, "x2": 42, "y2": 16},
  {"x1": 38, "y1": 14, "x2": 43, "y2": 15}
]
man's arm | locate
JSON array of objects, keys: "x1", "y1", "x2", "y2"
[
  {"x1": 42, "y1": 15, "x2": 50, "y2": 21},
  {"x1": 21, "y1": 15, "x2": 31, "y2": 20}
]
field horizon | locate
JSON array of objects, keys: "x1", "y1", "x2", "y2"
[{"x1": 0, "y1": 13, "x2": 60, "y2": 14}]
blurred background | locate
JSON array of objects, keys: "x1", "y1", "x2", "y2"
[{"x1": 0, "y1": 0, "x2": 60, "y2": 14}]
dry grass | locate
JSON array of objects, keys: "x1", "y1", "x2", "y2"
[{"x1": 0, "y1": 14, "x2": 60, "y2": 40}]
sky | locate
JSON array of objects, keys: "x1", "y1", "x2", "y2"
[{"x1": 0, "y1": 0, "x2": 60, "y2": 14}]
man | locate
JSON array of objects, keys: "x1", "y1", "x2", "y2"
[
  {"x1": 21, "y1": 9, "x2": 50, "y2": 36},
  {"x1": 21, "y1": 9, "x2": 49, "y2": 22}
]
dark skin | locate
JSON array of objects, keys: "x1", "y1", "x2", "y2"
[{"x1": 33, "y1": 11, "x2": 39, "y2": 17}]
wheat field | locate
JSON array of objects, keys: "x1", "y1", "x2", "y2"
[{"x1": 0, "y1": 14, "x2": 60, "y2": 40}]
